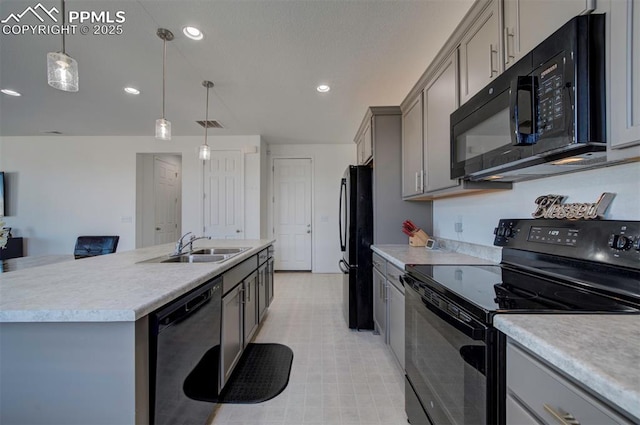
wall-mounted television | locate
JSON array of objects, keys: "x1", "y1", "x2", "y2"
[{"x1": 0, "y1": 172, "x2": 5, "y2": 217}]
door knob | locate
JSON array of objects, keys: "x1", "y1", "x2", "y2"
[
  {"x1": 236, "y1": 229, "x2": 242, "y2": 233},
  {"x1": 307, "y1": 230, "x2": 311, "y2": 234},
  {"x1": 155, "y1": 227, "x2": 161, "y2": 231}
]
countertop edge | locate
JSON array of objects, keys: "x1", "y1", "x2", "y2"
[{"x1": 495, "y1": 315, "x2": 640, "y2": 421}]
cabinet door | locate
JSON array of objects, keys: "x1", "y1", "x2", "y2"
[
  {"x1": 258, "y1": 264, "x2": 268, "y2": 321},
  {"x1": 424, "y1": 52, "x2": 460, "y2": 192},
  {"x1": 222, "y1": 285, "x2": 243, "y2": 388},
  {"x1": 373, "y1": 267, "x2": 387, "y2": 340},
  {"x1": 459, "y1": 0, "x2": 501, "y2": 104},
  {"x1": 610, "y1": 0, "x2": 640, "y2": 150},
  {"x1": 503, "y1": 0, "x2": 594, "y2": 69},
  {"x1": 363, "y1": 118, "x2": 373, "y2": 164},
  {"x1": 387, "y1": 278, "x2": 405, "y2": 370},
  {"x1": 356, "y1": 136, "x2": 364, "y2": 164},
  {"x1": 267, "y1": 258, "x2": 275, "y2": 306},
  {"x1": 243, "y1": 272, "x2": 259, "y2": 346},
  {"x1": 402, "y1": 94, "x2": 424, "y2": 197}
]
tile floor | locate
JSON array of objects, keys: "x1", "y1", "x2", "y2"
[{"x1": 208, "y1": 272, "x2": 407, "y2": 425}]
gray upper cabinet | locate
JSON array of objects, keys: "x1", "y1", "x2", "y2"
[
  {"x1": 502, "y1": 0, "x2": 594, "y2": 69},
  {"x1": 459, "y1": 0, "x2": 501, "y2": 105},
  {"x1": 608, "y1": 0, "x2": 640, "y2": 154},
  {"x1": 424, "y1": 52, "x2": 459, "y2": 192},
  {"x1": 402, "y1": 95, "x2": 424, "y2": 197},
  {"x1": 355, "y1": 117, "x2": 373, "y2": 165}
]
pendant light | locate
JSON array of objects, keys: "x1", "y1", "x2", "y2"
[
  {"x1": 47, "y1": 0, "x2": 78, "y2": 92},
  {"x1": 199, "y1": 81, "x2": 214, "y2": 160},
  {"x1": 156, "y1": 28, "x2": 174, "y2": 140}
]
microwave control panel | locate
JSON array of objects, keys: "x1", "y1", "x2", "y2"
[{"x1": 536, "y1": 53, "x2": 566, "y2": 137}]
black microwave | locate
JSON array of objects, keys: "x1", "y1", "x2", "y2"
[{"x1": 450, "y1": 14, "x2": 606, "y2": 182}]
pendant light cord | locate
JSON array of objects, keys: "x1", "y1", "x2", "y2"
[
  {"x1": 61, "y1": 0, "x2": 66, "y2": 54},
  {"x1": 204, "y1": 84, "x2": 210, "y2": 146},
  {"x1": 162, "y1": 39, "x2": 166, "y2": 119}
]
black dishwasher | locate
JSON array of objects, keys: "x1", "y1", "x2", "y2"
[{"x1": 149, "y1": 276, "x2": 222, "y2": 425}]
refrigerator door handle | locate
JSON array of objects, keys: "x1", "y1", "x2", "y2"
[
  {"x1": 338, "y1": 259, "x2": 350, "y2": 274},
  {"x1": 339, "y1": 178, "x2": 347, "y2": 251}
]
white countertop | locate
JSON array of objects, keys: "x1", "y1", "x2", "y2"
[
  {"x1": 371, "y1": 244, "x2": 497, "y2": 269},
  {"x1": 495, "y1": 314, "x2": 640, "y2": 421},
  {"x1": 0, "y1": 239, "x2": 274, "y2": 323}
]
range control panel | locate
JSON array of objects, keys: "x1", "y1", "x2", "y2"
[{"x1": 494, "y1": 219, "x2": 640, "y2": 269}]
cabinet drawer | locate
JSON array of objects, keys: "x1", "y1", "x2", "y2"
[
  {"x1": 507, "y1": 342, "x2": 633, "y2": 424},
  {"x1": 223, "y1": 255, "x2": 257, "y2": 294},
  {"x1": 258, "y1": 249, "x2": 268, "y2": 265},
  {"x1": 386, "y1": 263, "x2": 404, "y2": 294},
  {"x1": 372, "y1": 253, "x2": 386, "y2": 273}
]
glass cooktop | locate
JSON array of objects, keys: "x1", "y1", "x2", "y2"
[{"x1": 406, "y1": 264, "x2": 640, "y2": 321}]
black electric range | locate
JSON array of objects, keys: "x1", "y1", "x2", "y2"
[{"x1": 403, "y1": 219, "x2": 640, "y2": 425}]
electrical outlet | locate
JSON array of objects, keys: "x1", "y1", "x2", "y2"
[{"x1": 455, "y1": 216, "x2": 463, "y2": 233}]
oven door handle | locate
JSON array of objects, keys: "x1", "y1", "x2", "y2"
[{"x1": 421, "y1": 295, "x2": 486, "y2": 341}]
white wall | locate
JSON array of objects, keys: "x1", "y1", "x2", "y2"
[
  {"x1": 267, "y1": 144, "x2": 356, "y2": 273},
  {"x1": 0, "y1": 135, "x2": 264, "y2": 256},
  {"x1": 433, "y1": 162, "x2": 640, "y2": 246}
]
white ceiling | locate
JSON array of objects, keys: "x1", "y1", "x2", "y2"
[{"x1": 0, "y1": 0, "x2": 473, "y2": 144}]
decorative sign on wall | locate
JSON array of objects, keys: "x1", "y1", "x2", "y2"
[{"x1": 532, "y1": 193, "x2": 616, "y2": 220}]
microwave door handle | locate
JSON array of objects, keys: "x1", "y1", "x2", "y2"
[{"x1": 510, "y1": 76, "x2": 537, "y2": 146}]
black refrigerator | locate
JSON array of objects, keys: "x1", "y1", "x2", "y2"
[{"x1": 338, "y1": 165, "x2": 373, "y2": 330}]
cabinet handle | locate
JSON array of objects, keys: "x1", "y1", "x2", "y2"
[
  {"x1": 489, "y1": 44, "x2": 498, "y2": 77},
  {"x1": 239, "y1": 287, "x2": 245, "y2": 304},
  {"x1": 504, "y1": 27, "x2": 515, "y2": 62},
  {"x1": 543, "y1": 404, "x2": 580, "y2": 425},
  {"x1": 415, "y1": 172, "x2": 419, "y2": 192},
  {"x1": 420, "y1": 170, "x2": 424, "y2": 192}
]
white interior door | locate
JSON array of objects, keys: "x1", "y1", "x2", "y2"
[
  {"x1": 204, "y1": 150, "x2": 244, "y2": 238},
  {"x1": 154, "y1": 157, "x2": 180, "y2": 245},
  {"x1": 273, "y1": 158, "x2": 312, "y2": 270}
]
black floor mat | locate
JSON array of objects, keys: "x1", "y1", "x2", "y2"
[{"x1": 183, "y1": 343, "x2": 293, "y2": 404}]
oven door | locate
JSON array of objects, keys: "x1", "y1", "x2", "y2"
[{"x1": 405, "y1": 276, "x2": 493, "y2": 425}]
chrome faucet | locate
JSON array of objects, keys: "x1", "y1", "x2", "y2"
[
  {"x1": 172, "y1": 232, "x2": 212, "y2": 256},
  {"x1": 184, "y1": 235, "x2": 211, "y2": 253}
]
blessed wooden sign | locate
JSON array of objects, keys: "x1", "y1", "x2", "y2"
[{"x1": 532, "y1": 193, "x2": 615, "y2": 220}]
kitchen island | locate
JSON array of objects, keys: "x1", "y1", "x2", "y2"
[{"x1": 0, "y1": 239, "x2": 274, "y2": 425}]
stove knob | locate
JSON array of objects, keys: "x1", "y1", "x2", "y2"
[
  {"x1": 615, "y1": 235, "x2": 633, "y2": 251},
  {"x1": 504, "y1": 228, "x2": 514, "y2": 238},
  {"x1": 633, "y1": 237, "x2": 640, "y2": 251}
]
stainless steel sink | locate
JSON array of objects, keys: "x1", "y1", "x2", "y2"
[
  {"x1": 190, "y1": 247, "x2": 249, "y2": 255},
  {"x1": 161, "y1": 254, "x2": 228, "y2": 263},
  {"x1": 139, "y1": 247, "x2": 250, "y2": 264}
]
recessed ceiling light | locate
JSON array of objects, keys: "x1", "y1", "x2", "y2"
[
  {"x1": 316, "y1": 84, "x2": 330, "y2": 93},
  {"x1": 183, "y1": 26, "x2": 203, "y2": 40},
  {"x1": 1, "y1": 88, "x2": 21, "y2": 96},
  {"x1": 124, "y1": 87, "x2": 140, "y2": 95}
]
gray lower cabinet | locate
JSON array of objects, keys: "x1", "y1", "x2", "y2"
[
  {"x1": 243, "y1": 271, "x2": 259, "y2": 346},
  {"x1": 387, "y1": 277, "x2": 404, "y2": 370},
  {"x1": 373, "y1": 266, "x2": 386, "y2": 338},
  {"x1": 222, "y1": 283, "x2": 243, "y2": 389},
  {"x1": 220, "y1": 246, "x2": 275, "y2": 390},
  {"x1": 267, "y1": 257, "x2": 275, "y2": 306},
  {"x1": 258, "y1": 262, "x2": 268, "y2": 321},
  {"x1": 372, "y1": 252, "x2": 405, "y2": 371},
  {"x1": 506, "y1": 339, "x2": 636, "y2": 424}
]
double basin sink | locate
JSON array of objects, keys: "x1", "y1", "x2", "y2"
[{"x1": 142, "y1": 247, "x2": 250, "y2": 264}]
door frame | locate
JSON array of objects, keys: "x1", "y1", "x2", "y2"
[
  {"x1": 135, "y1": 153, "x2": 182, "y2": 248},
  {"x1": 269, "y1": 156, "x2": 315, "y2": 271}
]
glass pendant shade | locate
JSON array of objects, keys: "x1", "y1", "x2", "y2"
[
  {"x1": 155, "y1": 118, "x2": 171, "y2": 140},
  {"x1": 199, "y1": 144, "x2": 211, "y2": 160},
  {"x1": 47, "y1": 52, "x2": 78, "y2": 92}
]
